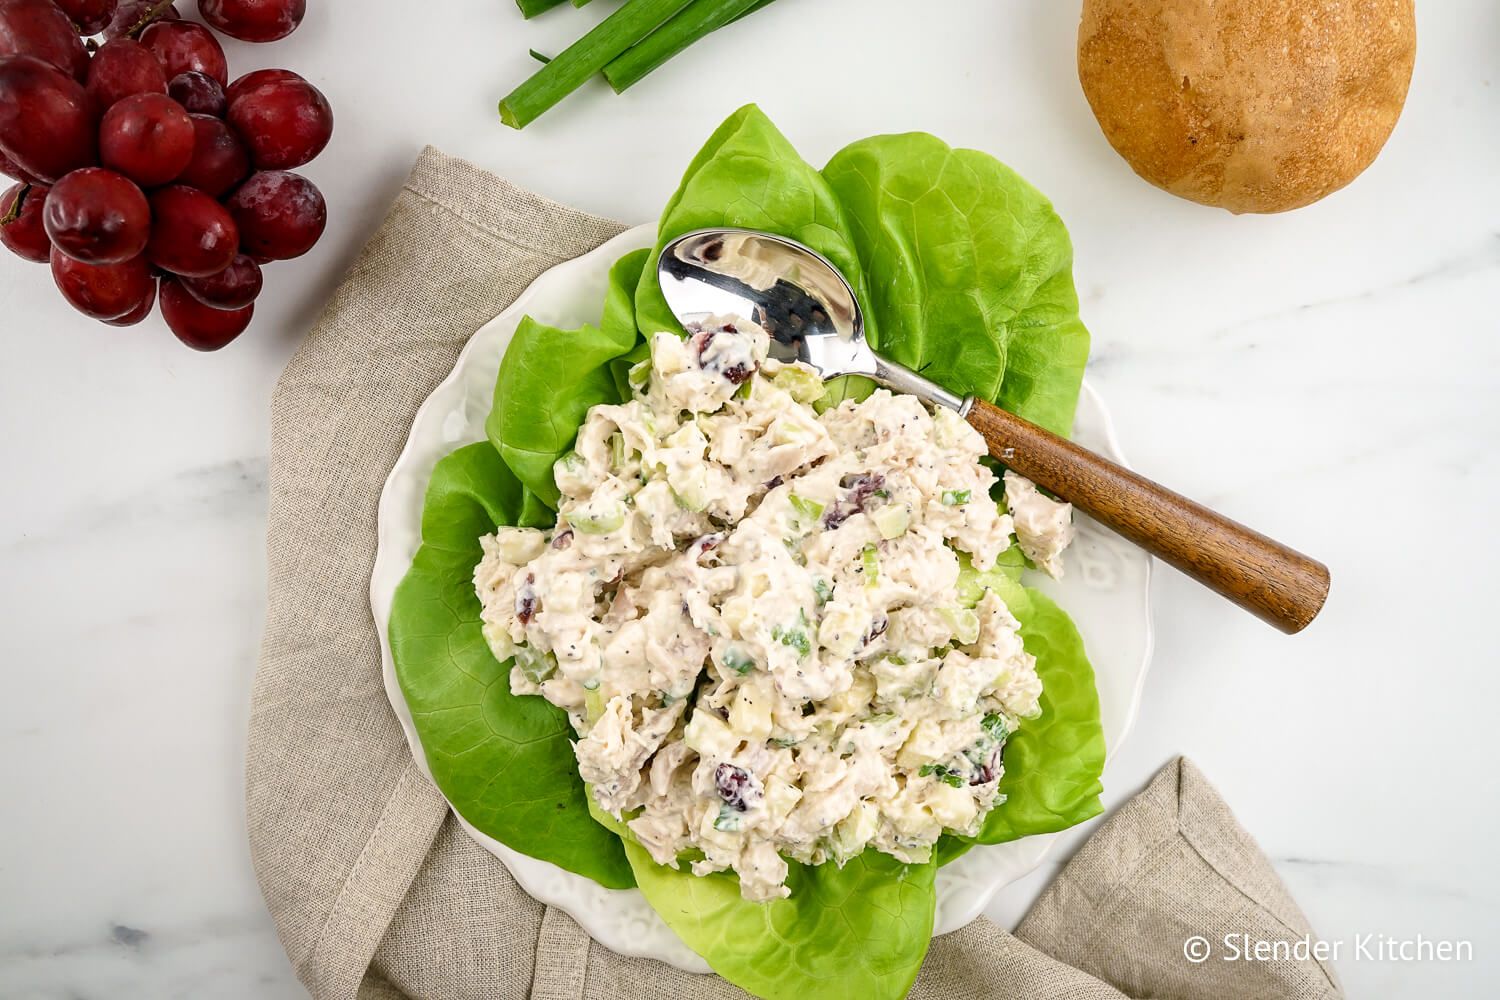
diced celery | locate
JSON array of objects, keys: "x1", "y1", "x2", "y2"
[
  {"x1": 584, "y1": 686, "x2": 606, "y2": 725},
  {"x1": 789, "y1": 493, "x2": 825, "y2": 524},
  {"x1": 939, "y1": 606, "x2": 981, "y2": 645},
  {"x1": 514, "y1": 646, "x2": 557, "y2": 683},
  {"x1": 772, "y1": 365, "x2": 827, "y2": 404},
  {"x1": 567, "y1": 505, "x2": 626, "y2": 534},
  {"x1": 861, "y1": 544, "x2": 880, "y2": 585},
  {"x1": 671, "y1": 465, "x2": 709, "y2": 512},
  {"x1": 872, "y1": 504, "x2": 910, "y2": 539},
  {"x1": 627, "y1": 358, "x2": 651, "y2": 391},
  {"x1": 941, "y1": 489, "x2": 972, "y2": 506},
  {"x1": 610, "y1": 432, "x2": 627, "y2": 470}
]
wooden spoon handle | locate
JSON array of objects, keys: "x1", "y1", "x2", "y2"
[{"x1": 965, "y1": 398, "x2": 1330, "y2": 634}]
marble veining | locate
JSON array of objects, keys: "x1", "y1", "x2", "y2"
[{"x1": 1, "y1": 0, "x2": 1496, "y2": 996}]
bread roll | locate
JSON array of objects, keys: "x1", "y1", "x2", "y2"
[{"x1": 1078, "y1": 0, "x2": 1416, "y2": 214}]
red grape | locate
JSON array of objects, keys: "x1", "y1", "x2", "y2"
[
  {"x1": 0, "y1": 0, "x2": 89, "y2": 80},
  {"x1": 51, "y1": 245, "x2": 153, "y2": 319},
  {"x1": 198, "y1": 0, "x2": 303, "y2": 43},
  {"x1": 0, "y1": 55, "x2": 96, "y2": 183},
  {"x1": 160, "y1": 276, "x2": 252, "y2": 349},
  {"x1": 139, "y1": 19, "x2": 225, "y2": 85},
  {"x1": 43, "y1": 166, "x2": 149, "y2": 263},
  {"x1": 55, "y1": 0, "x2": 119, "y2": 35},
  {"x1": 226, "y1": 69, "x2": 331, "y2": 170},
  {"x1": 176, "y1": 112, "x2": 246, "y2": 195},
  {"x1": 104, "y1": 0, "x2": 179, "y2": 40},
  {"x1": 99, "y1": 91, "x2": 194, "y2": 186},
  {"x1": 167, "y1": 69, "x2": 223, "y2": 116},
  {"x1": 85, "y1": 37, "x2": 167, "y2": 111},
  {"x1": 225, "y1": 169, "x2": 323, "y2": 260},
  {"x1": 0, "y1": 179, "x2": 48, "y2": 261},
  {"x1": 103, "y1": 274, "x2": 157, "y2": 325},
  {"x1": 0, "y1": 146, "x2": 33, "y2": 181},
  {"x1": 225, "y1": 66, "x2": 294, "y2": 105},
  {"x1": 181, "y1": 251, "x2": 259, "y2": 308},
  {"x1": 146, "y1": 183, "x2": 236, "y2": 275}
]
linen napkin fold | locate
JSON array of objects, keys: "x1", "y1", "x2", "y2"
[{"x1": 247, "y1": 146, "x2": 1342, "y2": 1000}]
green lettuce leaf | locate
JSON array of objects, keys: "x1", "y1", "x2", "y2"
[
  {"x1": 388, "y1": 442, "x2": 635, "y2": 889},
  {"x1": 390, "y1": 105, "x2": 1106, "y2": 1000},
  {"x1": 625, "y1": 840, "x2": 936, "y2": 1000},
  {"x1": 823, "y1": 133, "x2": 1090, "y2": 436},
  {"x1": 976, "y1": 576, "x2": 1105, "y2": 843},
  {"x1": 486, "y1": 250, "x2": 651, "y2": 506}
]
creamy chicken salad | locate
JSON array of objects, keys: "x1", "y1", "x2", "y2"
[{"x1": 474, "y1": 318, "x2": 1075, "y2": 901}]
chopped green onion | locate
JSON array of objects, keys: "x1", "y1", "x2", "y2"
[
  {"x1": 722, "y1": 646, "x2": 755, "y2": 675},
  {"x1": 713, "y1": 802, "x2": 743, "y2": 832},
  {"x1": 602, "y1": 0, "x2": 777, "y2": 93},
  {"x1": 501, "y1": 0, "x2": 698, "y2": 129},
  {"x1": 516, "y1": 0, "x2": 567, "y2": 17},
  {"x1": 771, "y1": 612, "x2": 812, "y2": 658},
  {"x1": 942, "y1": 489, "x2": 972, "y2": 506},
  {"x1": 919, "y1": 763, "x2": 966, "y2": 789},
  {"x1": 982, "y1": 713, "x2": 1010, "y2": 743},
  {"x1": 812, "y1": 578, "x2": 833, "y2": 605}
]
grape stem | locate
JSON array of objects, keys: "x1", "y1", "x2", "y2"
[
  {"x1": 0, "y1": 183, "x2": 30, "y2": 226},
  {"x1": 126, "y1": 0, "x2": 179, "y2": 39}
]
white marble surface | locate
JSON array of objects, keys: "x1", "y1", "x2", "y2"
[{"x1": 1, "y1": 1, "x2": 1495, "y2": 997}]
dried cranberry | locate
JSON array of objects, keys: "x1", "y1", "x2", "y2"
[
  {"x1": 515, "y1": 574, "x2": 538, "y2": 625},
  {"x1": 551, "y1": 530, "x2": 573, "y2": 550},
  {"x1": 714, "y1": 763, "x2": 761, "y2": 811},
  {"x1": 764, "y1": 476, "x2": 784, "y2": 491},
  {"x1": 691, "y1": 327, "x2": 717, "y2": 360},
  {"x1": 971, "y1": 749, "x2": 1002, "y2": 786},
  {"x1": 720, "y1": 362, "x2": 752, "y2": 385},
  {"x1": 691, "y1": 534, "x2": 722, "y2": 563},
  {"x1": 841, "y1": 473, "x2": 888, "y2": 512}
]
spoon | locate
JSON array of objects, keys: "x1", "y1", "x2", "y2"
[{"x1": 658, "y1": 228, "x2": 1330, "y2": 634}]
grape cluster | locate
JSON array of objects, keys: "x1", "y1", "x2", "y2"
[{"x1": 0, "y1": 0, "x2": 327, "y2": 351}]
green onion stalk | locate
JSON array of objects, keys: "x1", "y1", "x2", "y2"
[{"x1": 501, "y1": 0, "x2": 699, "y2": 128}]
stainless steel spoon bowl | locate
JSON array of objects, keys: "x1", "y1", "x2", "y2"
[
  {"x1": 657, "y1": 227, "x2": 1330, "y2": 634},
  {"x1": 658, "y1": 229, "x2": 968, "y2": 412}
]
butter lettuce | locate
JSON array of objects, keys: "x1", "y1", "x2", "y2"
[
  {"x1": 626, "y1": 841, "x2": 937, "y2": 1000},
  {"x1": 389, "y1": 104, "x2": 1104, "y2": 1000},
  {"x1": 388, "y1": 442, "x2": 635, "y2": 889}
]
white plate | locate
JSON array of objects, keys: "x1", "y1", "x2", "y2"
[{"x1": 371, "y1": 224, "x2": 1154, "y2": 973}]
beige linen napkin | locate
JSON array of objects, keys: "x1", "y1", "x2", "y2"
[{"x1": 247, "y1": 146, "x2": 1341, "y2": 1000}]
